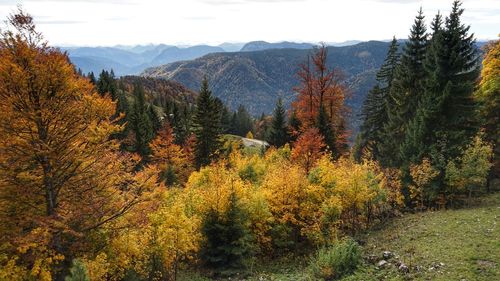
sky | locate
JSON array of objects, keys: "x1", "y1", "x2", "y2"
[{"x1": 0, "y1": 0, "x2": 498, "y2": 46}]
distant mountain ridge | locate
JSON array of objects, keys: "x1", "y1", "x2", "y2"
[
  {"x1": 142, "y1": 41, "x2": 394, "y2": 136},
  {"x1": 64, "y1": 40, "x2": 382, "y2": 77},
  {"x1": 240, "y1": 41, "x2": 315, "y2": 52}
]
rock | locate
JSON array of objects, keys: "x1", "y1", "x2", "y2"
[
  {"x1": 366, "y1": 254, "x2": 378, "y2": 264},
  {"x1": 377, "y1": 260, "x2": 388, "y2": 268},
  {"x1": 383, "y1": 251, "x2": 393, "y2": 259},
  {"x1": 399, "y1": 263, "x2": 409, "y2": 274}
]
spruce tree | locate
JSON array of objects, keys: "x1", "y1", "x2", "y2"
[
  {"x1": 403, "y1": 0, "x2": 480, "y2": 187},
  {"x1": 358, "y1": 37, "x2": 400, "y2": 161},
  {"x1": 379, "y1": 8, "x2": 427, "y2": 167},
  {"x1": 317, "y1": 104, "x2": 335, "y2": 156},
  {"x1": 193, "y1": 78, "x2": 222, "y2": 168},
  {"x1": 269, "y1": 98, "x2": 289, "y2": 147},
  {"x1": 288, "y1": 110, "x2": 301, "y2": 142},
  {"x1": 201, "y1": 192, "x2": 254, "y2": 275},
  {"x1": 96, "y1": 70, "x2": 117, "y2": 99},
  {"x1": 130, "y1": 82, "x2": 154, "y2": 158},
  {"x1": 87, "y1": 72, "x2": 96, "y2": 85},
  {"x1": 148, "y1": 105, "x2": 161, "y2": 133}
]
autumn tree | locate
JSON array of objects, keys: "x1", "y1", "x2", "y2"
[
  {"x1": 0, "y1": 10, "x2": 156, "y2": 279},
  {"x1": 475, "y1": 37, "x2": 499, "y2": 180},
  {"x1": 150, "y1": 122, "x2": 192, "y2": 186},
  {"x1": 292, "y1": 45, "x2": 348, "y2": 156},
  {"x1": 291, "y1": 128, "x2": 326, "y2": 172}
]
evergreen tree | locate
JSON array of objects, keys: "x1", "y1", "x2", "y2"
[
  {"x1": 201, "y1": 192, "x2": 254, "y2": 275},
  {"x1": 288, "y1": 110, "x2": 301, "y2": 143},
  {"x1": 269, "y1": 98, "x2": 289, "y2": 147},
  {"x1": 148, "y1": 105, "x2": 162, "y2": 133},
  {"x1": 379, "y1": 8, "x2": 427, "y2": 167},
  {"x1": 130, "y1": 82, "x2": 154, "y2": 158},
  {"x1": 358, "y1": 37, "x2": 400, "y2": 161},
  {"x1": 403, "y1": 0, "x2": 480, "y2": 187},
  {"x1": 193, "y1": 78, "x2": 222, "y2": 168},
  {"x1": 65, "y1": 259, "x2": 90, "y2": 281},
  {"x1": 87, "y1": 72, "x2": 96, "y2": 85},
  {"x1": 316, "y1": 104, "x2": 335, "y2": 156},
  {"x1": 96, "y1": 69, "x2": 117, "y2": 99},
  {"x1": 230, "y1": 105, "x2": 254, "y2": 137}
]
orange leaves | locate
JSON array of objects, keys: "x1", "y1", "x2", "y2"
[
  {"x1": 291, "y1": 127, "x2": 326, "y2": 172},
  {"x1": 292, "y1": 45, "x2": 347, "y2": 132},
  {"x1": 0, "y1": 10, "x2": 161, "y2": 277},
  {"x1": 150, "y1": 122, "x2": 193, "y2": 185}
]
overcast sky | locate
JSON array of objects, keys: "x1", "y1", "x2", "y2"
[{"x1": 0, "y1": 0, "x2": 498, "y2": 46}]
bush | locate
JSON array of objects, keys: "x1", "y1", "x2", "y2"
[
  {"x1": 309, "y1": 238, "x2": 361, "y2": 280},
  {"x1": 65, "y1": 259, "x2": 90, "y2": 281}
]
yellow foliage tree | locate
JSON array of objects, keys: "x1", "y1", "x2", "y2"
[
  {"x1": 0, "y1": 10, "x2": 158, "y2": 278},
  {"x1": 409, "y1": 158, "x2": 439, "y2": 210}
]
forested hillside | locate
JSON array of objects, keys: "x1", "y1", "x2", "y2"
[
  {"x1": 0, "y1": 1, "x2": 498, "y2": 281},
  {"x1": 142, "y1": 41, "x2": 391, "y2": 118}
]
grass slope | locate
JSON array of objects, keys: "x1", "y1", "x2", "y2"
[{"x1": 180, "y1": 192, "x2": 500, "y2": 280}]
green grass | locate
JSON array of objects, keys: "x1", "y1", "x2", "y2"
[
  {"x1": 350, "y1": 192, "x2": 500, "y2": 281},
  {"x1": 179, "y1": 192, "x2": 500, "y2": 280}
]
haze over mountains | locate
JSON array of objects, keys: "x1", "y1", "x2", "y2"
[{"x1": 63, "y1": 40, "x2": 366, "y2": 76}]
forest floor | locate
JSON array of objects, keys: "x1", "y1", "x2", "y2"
[{"x1": 179, "y1": 192, "x2": 500, "y2": 281}]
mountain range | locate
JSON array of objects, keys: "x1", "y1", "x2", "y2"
[
  {"x1": 141, "y1": 41, "x2": 393, "y2": 136},
  {"x1": 63, "y1": 40, "x2": 368, "y2": 76}
]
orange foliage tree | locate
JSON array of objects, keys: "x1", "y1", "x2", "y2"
[
  {"x1": 291, "y1": 127, "x2": 326, "y2": 172},
  {"x1": 0, "y1": 10, "x2": 157, "y2": 279},
  {"x1": 150, "y1": 122, "x2": 193, "y2": 186},
  {"x1": 292, "y1": 45, "x2": 349, "y2": 156}
]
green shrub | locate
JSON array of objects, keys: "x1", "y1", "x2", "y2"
[
  {"x1": 309, "y1": 238, "x2": 361, "y2": 280},
  {"x1": 65, "y1": 259, "x2": 90, "y2": 281}
]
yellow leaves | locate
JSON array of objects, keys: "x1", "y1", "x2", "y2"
[
  {"x1": 149, "y1": 194, "x2": 201, "y2": 271},
  {"x1": 0, "y1": 255, "x2": 28, "y2": 281},
  {"x1": 409, "y1": 158, "x2": 439, "y2": 209},
  {"x1": 82, "y1": 253, "x2": 109, "y2": 281}
]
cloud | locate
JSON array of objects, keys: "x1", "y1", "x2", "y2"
[
  {"x1": 365, "y1": 0, "x2": 421, "y2": 3},
  {"x1": 198, "y1": 0, "x2": 306, "y2": 5},
  {"x1": 0, "y1": 0, "x2": 139, "y2": 5},
  {"x1": 183, "y1": 16, "x2": 216, "y2": 21},
  {"x1": 35, "y1": 19, "x2": 86, "y2": 24}
]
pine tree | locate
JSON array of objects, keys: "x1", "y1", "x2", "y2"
[
  {"x1": 379, "y1": 8, "x2": 427, "y2": 167},
  {"x1": 96, "y1": 69, "x2": 117, "y2": 99},
  {"x1": 269, "y1": 98, "x2": 289, "y2": 147},
  {"x1": 87, "y1": 72, "x2": 96, "y2": 85},
  {"x1": 358, "y1": 37, "x2": 400, "y2": 161},
  {"x1": 130, "y1": 82, "x2": 154, "y2": 158},
  {"x1": 201, "y1": 192, "x2": 254, "y2": 275},
  {"x1": 316, "y1": 104, "x2": 335, "y2": 156},
  {"x1": 403, "y1": 0, "x2": 480, "y2": 188},
  {"x1": 148, "y1": 105, "x2": 162, "y2": 133},
  {"x1": 193, "y1": 78, "x2": 222, "y2": 168},
  {"x1": 288, "y1": 110, "x2": 301, "y2": 143}
]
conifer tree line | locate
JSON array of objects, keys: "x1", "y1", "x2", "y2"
[{"x1": 356, "y1": 0, "x2": 496, "y2": 205}]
